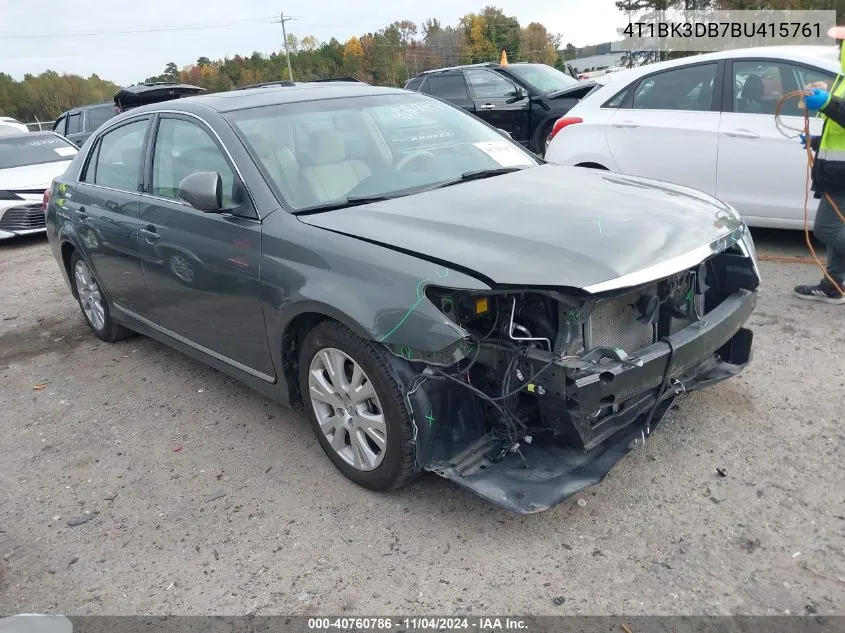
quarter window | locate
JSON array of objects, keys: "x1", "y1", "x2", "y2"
[
  {"x1": 631, "y1": 63, "x2": 718, "y2": 111},
  {"x1": 85, "y1": 119, "x2": 148, "y2": 192},
  {"x1": 52, "y1": 116, "x2": 67, "y2": 136},
  {"x1": 465, "y1": 69, "x2": 518, "y2": 99},
  {"x1": 151, "y1": 118, "x2": 236, "y2": 206}
]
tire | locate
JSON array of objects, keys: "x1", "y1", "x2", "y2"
[
  {"x1": 70, "y1": 251, "x2": 133, "y2": 343},
  {"x1": 298, "y1": 321, "x2": 419, "y2": 491},
  {"x1": 534, "y1": 121, "x2": 555, "y2": 158}
]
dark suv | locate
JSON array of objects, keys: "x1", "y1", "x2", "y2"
[
  {"x1": 404, "y1": 62, "x2": 600, "y2": 155},
  {"x1": 52, "y1": 103, "x2": 117, "y2": 148},
  {"x1": 53, "y1": 82, "x2": 205, "y2": 147}
]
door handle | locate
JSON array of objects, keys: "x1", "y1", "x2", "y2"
[
  {"x1": 480, "y1": 103, "x2": 496, "y2": 110},
  {"x1": 723, "y1": 129, "x2": 759, "y2": 139},
  {"x1": 139, "y1": 226, "x2": 160, "y2": 244},
  {"x1": 612, "y1": 120, "x2": 639, "y2": 128},
  {"x1": 75, "y1": 207, "x2": 88, "y2": 221}
]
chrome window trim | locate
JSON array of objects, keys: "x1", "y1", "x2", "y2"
[
  {"x1": 76, "y1": 113, "x2": 151, "y2": 184},
  {"x1": 113, "y1": 304, "x2": 275, "y2": 383},
  {"x1": 145, "y1": 109, "x2": 258, "y2": 212}
]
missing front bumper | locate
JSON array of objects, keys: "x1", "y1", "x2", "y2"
[{"x1": 406, "y1": 289, "x2": 756, "y2": 514}]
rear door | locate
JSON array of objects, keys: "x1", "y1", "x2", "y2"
[
  {"x1": 425, "y1": 73, "x2": 475, "y2": 113},
  {"x1": 83, "y1": 105, "x2": 118, "y2": 145},
  {"x1": 65, "y1": 111, "x2": 86, "y2": 147},
  {"x1": 72, "y1": 116, "x2": 151, "y2": 314},
  {"x1": 463, "y1": 69, "x2": 531, "y2": 144},
  {"x1": 138, "y1": 114, "x2": 273, "y2": 379},
  {"x1": 604, "y1": 61, "x2": 722, "y2": 194},
  {"x1": 716, "y1": 58, "x2": 834, "y2": 226}
]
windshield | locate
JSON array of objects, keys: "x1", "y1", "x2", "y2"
[
  {"x1": 226, "y1": 93, "x2": 539, "y2": 211},
  {"x1": 504, "y1": 64, "x2": 579, "y2": 93},
  {"x1": 0, "y1": 134, "x2": 77, "y2": 169}
]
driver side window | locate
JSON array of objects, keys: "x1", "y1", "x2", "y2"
[
  {"x1": 151, "y1": 118, "x2": 236, "y2": 206},
  {"x1": 465, "y1": 69, "x2": 518, "y2": 99}
]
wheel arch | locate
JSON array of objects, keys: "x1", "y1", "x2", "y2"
[
  {"x1": 533, "y1": 114, "x2": 563, "y2": 153},
  {"x1": 279, "y1": 304, "x2": 375, "y2": 409},
  {"x1": 61, "y1": 241, "x2": 79, "y2": 299}
]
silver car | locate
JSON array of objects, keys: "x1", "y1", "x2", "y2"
[{"x1": 0, "y1": 132, "x2": 78, "y2": 240}]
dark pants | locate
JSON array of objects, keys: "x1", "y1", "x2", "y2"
[{"x1": 814, "y1": 191, "x2": 845, "y2": 283}]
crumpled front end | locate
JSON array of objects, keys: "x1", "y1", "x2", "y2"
[{"x1": 389, "y1": 226, "x2": 759, "y2": 513}]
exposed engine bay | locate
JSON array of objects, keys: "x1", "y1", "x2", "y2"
[{"x1": 385, "y1": 241, "x2": 760, "y2": 513}]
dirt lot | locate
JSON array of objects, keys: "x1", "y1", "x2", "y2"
[{"x1": 1, "y1": 231, "x2": 844, "y2": 616}]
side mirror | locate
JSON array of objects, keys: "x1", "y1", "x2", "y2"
[
  {"x1": 506, "y1": 86, "x2": 528, "y2": 103},
  {"x1": 178, "y1": 172, "x2": 223, "y2": 212}
]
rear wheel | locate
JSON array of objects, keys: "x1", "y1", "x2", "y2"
[
  {"x1": 299, "y1": 321, "x2": 419, "y2": 491},
  {"x1": 535, "y1": 121, "x2": 556, "y2": 157},
  {"x1": 70, "y1": 252, "x2": 132, "y2": 342}
]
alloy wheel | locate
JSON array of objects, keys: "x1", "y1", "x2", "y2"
[
  {"x1": 307, "y1": 347, "x2": 387, "y2": 471},
  {"x1": 73, "y1": 259, "x2": 105, "y2": 331}
]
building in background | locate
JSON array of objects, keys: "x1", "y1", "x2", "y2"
[{"x1": 567, "y1": 52, "x2": 627, "y2": 73}]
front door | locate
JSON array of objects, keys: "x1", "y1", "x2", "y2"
[
  {"x1": 716, "y1": 59, "x2": 834, "y2": 226},
  {"x1": 604, "y1": 62, "x2": 721, "y2": 195},
  {"x1": 138, "y1": 114, "x2": 274, "y2": 379},
  {"x1": 71, "y1": 116, "x2": 151, "y2": 314},
  {"x1": 464, "y1": 68, "x2": 531, "y2": 144}
]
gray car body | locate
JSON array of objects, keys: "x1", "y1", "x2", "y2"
[{"x1": 45, "y1": 83, "x2": 754, "y2": 511}]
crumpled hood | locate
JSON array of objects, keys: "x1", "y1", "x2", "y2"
[
  {"x1": 297, "y1": 165, "x2": 742, "y2": 290},
  {"x1": 0, "y1": 161, "x2": 72, "y2": 191}
]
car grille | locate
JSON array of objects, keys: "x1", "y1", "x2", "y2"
[
  {"x1": 0, "y1": 204, "x2": 46, "y2": 232},
  {"x1": 588, "y1": 287, "x2": 658, "y2": 355}
]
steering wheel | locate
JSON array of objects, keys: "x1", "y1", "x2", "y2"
[{"x1": 394, "y1": 150, "x2": 438, "y2": 172}]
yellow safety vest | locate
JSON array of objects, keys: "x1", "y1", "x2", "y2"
[{"x1": 818, "y1": 47, "x2": 845, "y2": 162}]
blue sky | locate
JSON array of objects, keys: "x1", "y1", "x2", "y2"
[{"x1": 0, "y1": 0, "x2": 627, "y2": 84}]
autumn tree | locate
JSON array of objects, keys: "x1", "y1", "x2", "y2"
[{"x1": 520, "y1": 22, "x2": 560, "y2": 64}]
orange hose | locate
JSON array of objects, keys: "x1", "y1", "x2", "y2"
[
  {"x1": 757, "y1": 254, "x2": 820, "y2": 265},
  {"x1": 773, "y1": 90, "x2": 845, "y2": 295}
]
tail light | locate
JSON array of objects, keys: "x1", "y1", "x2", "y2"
[
  {"x1": 42, "y1": 187, "x2": 52, "y2": 212},
  {"x1": 547, "y1": 117, "x2": 583, "y2": 144}
]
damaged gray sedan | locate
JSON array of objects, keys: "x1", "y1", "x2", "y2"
[{"x1": 45, "y1": 81, "x2": 760, "y2": 513}]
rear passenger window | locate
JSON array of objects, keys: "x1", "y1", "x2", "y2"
[
  {"x1": 87, "y1": 106, "x2": 116, "y2": 130},
  {"x1": 631, "y1": 63, "x2": 718, "y2": 112},
  {"x1": 84, "y1": 119, "x2": 148, "y2": 192},
  {"x1": 427, "y1": 75, "x2": 470, "y2": 101},
  {"x1": 66, "y1": 113, "x2": 82, "y2": 134}
]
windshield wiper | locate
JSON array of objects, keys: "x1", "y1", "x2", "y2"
[
  {"x1": 292, "y1": 194, "x2": 403, "y2": 215},
  {"x1": 431, "y1": 166, "x2": 526, "y2": 190}
]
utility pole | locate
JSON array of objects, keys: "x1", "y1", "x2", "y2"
[{"x1": 275, "y1": 12, "x2": 295, "y2": 81}]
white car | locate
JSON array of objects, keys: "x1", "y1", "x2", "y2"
[
  {"x1": 0, "y1": 132, "x2": 78, "y2": 240},
  {"x1": 545, "y1": 46, "x2": 841, "y2": 229}
]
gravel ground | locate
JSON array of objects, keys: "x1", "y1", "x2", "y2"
[{"x1": 1, "y1": 230, "x2": 844, "y2": 616}]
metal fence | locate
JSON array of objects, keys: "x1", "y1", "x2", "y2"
[{"x1": 25, "y1": 120, "x2": 55, "y2": 132}]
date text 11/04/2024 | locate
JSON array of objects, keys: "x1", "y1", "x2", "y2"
[
  {"x1": 623, "y1": 21, "x2": 822, "y2": 39},
  {"x1": 307, "y1": 618, "x2": 529, "y2": 631}
]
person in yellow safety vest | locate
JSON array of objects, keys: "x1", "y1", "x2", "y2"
[{"x1": 795, "y1": 25, "x2": 845, "y2": 304}]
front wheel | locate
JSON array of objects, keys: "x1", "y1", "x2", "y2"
[
  {"x1": 299, "y1": 321, "x2": 419, "y2": 491},
  {"x1": 70, "y1": 251, "x2": 132, "y2": 342}
]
